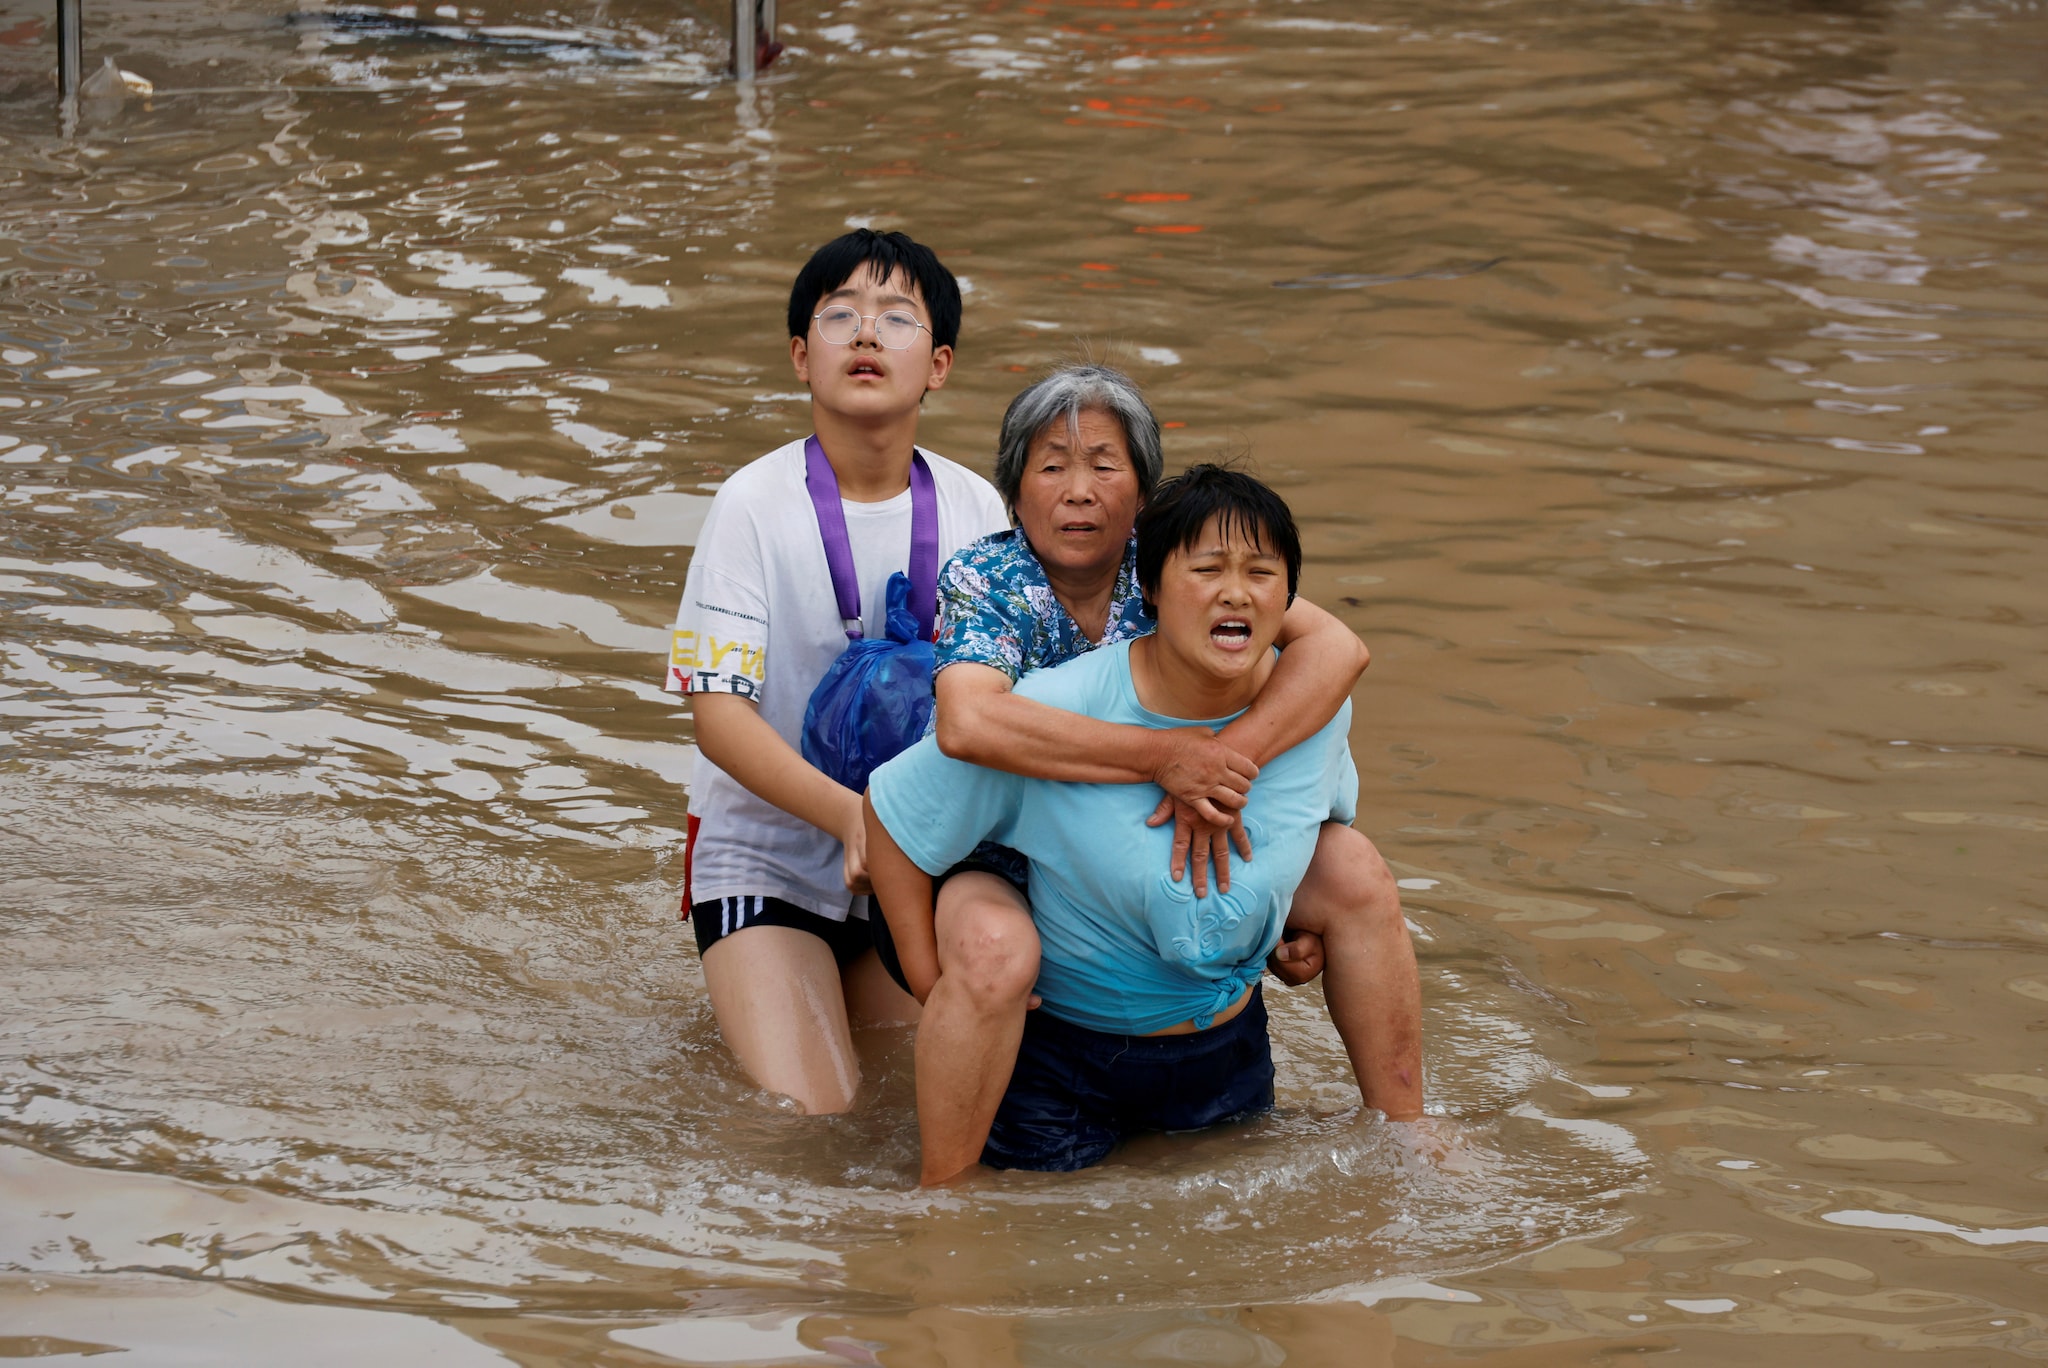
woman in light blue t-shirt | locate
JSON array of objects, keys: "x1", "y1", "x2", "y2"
[{"x1": 866, "y1": 466, "x2": 1356, "y2": 1172}]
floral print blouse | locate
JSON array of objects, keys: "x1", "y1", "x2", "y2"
[{"x1": 934, "y1": 529, "x2": 1153, "y2": 680}]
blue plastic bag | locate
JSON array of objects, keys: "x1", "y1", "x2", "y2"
[{"x1": 801, "y1": 570, "x2": 936, "y2": 793}]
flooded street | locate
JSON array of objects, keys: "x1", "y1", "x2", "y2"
[{"x1": 3, "y1": 0, "x2": 2046, "y2": 1360}]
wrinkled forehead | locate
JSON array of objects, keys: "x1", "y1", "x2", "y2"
[{"x1": 1027, "y1": 406, "x2": 1134, "y2": 460}]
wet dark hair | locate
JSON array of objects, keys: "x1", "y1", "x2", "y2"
[
  {"x1": 1135, "y1": 464, "x2": 1302, "y2": 614},
  {"x1": 786, "y1": 229, "x2": 962, "y2": 350}
]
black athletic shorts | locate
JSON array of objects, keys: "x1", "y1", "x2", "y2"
[{"x1": 690, "y1": 895, "x2": 872, "y2": 968}]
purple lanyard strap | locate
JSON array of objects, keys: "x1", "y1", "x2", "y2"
[{"x1": 803, "y1": 435, "x2": 938, "y2": 642}]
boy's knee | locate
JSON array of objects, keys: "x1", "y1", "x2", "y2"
[{"x1": 940, "y1": 901, "x2": 1040, "y2": 1004}]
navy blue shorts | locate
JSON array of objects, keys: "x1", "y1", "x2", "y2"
[
  {"x1": 982, "y1": 986, "x2": 1274, "y2": 1172},
  {"x1": 950, "y1": 841, "x2": 1030, "y2": 897},
  {"x1": 691, "y1": 895, "x2": 871, "y2": 968}
]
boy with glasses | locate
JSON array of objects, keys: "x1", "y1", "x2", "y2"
[{"x1": 664, "y1": 231, "x2": 1007, "y2": 1113}]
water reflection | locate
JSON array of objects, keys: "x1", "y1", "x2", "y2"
[{"x1": 4, "y1": 0, "x2": 2047, "y2": 1359}]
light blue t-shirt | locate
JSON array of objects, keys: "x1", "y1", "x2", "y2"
[{"x1": 870, "y1": 639, "x2": 1358, "y2": 1035}]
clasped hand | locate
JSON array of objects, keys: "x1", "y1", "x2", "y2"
[{"x1": 1144, "y1": 728, "x2": 1257, "y2": 897}]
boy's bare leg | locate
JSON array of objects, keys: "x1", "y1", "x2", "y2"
[
  {"x1": 915, "y1": 872, "x2": 1040, "y2": 1185},
  {"x1": 842, "y1": 945, "x2": 923, "y2": 1028},
  {"x1": 702, "y1": 925, "x2": 863, "y2": 1114},
  {"x1": 1286, "y1": 823, "x2": 1425, "y2": 1120}
]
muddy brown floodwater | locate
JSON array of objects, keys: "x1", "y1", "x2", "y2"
[{"x1": 1, "y1": 0, "x2": 2044, "y2": 1362}]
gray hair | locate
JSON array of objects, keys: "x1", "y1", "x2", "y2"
[{"x1": 992, "y1": 364, "x2": 1164, "y2": 511}]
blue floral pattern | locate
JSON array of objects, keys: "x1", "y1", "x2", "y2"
[
  {"x1": 933, "y1": 529, "x2": 1154, "y2": 894},
  {"x1": 935, "y1": 529, "x2": 1152, "y2": 681}
]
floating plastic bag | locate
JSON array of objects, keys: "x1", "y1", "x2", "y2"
[{"x1": 801, "y1": 570, "x2": 935, "y2": 792}]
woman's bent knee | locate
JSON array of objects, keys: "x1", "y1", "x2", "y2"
[
  {"x1": 1297, "y1": 825, "x2": 1401, "y2": 934},
  {"x1": 1318, "y1": 822, "x2": 1391, "y2": 882},
  {"x1": 939, "y1": 900, "x2": 1041, "y2": 1003}
]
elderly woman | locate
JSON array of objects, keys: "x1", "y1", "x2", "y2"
[
  {"x1": 867, "y1": 465, "x2": 1371, "y2": 1170},
  {"x1": 873, "y1": 365, "x2": 1422, "y2": 1184}
]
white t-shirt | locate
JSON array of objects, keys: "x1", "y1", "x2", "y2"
[{"x1": 665, "y1": 437, "x2": 1009, "y2": 920}]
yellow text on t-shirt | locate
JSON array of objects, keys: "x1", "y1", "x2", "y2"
[{"x1": 671, "y1": 629, "x2": 765, "y2": 681}]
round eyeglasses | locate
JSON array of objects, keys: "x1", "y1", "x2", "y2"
[{"x1": 812, "y1": 305, "x2": 932, "y2": 350}]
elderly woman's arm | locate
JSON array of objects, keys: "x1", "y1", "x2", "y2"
[
  {"x1": 934, "y1": 662, "x2": 1257, "y2": 824},
  {"x1": 937, "y1": 596, "x2": 1367, "y2": 802},
  {"x1": 1136, "y1": 595, "x2": 1368, "y2": 894},
  {"x1": 1216, "y1": 594, "x2": 1371, "y2": 766},
  {"x1": 935, "y1": 599, "x2": 1366, "y2": 896}
]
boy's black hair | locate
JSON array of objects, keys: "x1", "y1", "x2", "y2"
[
  {"x1": 786, "y1": 230, "x2": 962, "y2": 350},
  {"x1": 1135, "y1": 464, "x2": 1302, "y2": 614}
]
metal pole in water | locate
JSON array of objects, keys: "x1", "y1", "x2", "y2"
[
  {"x1": 759, "y1": 0, "x2": 777, "y2": 58},
  {"x1": 731, "y1": 0, "x2": 757, "y2": 82},
  {"x1": 55, "y1": 0, "x2": 83, "y2": 101}
]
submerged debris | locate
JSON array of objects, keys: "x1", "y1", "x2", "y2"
[
  {"x1": 290, "y1": 7, "x2": 649, "y2": 62},
  {"x1": 78, "y1": 56, "x2": 152, "y2": 100}
]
